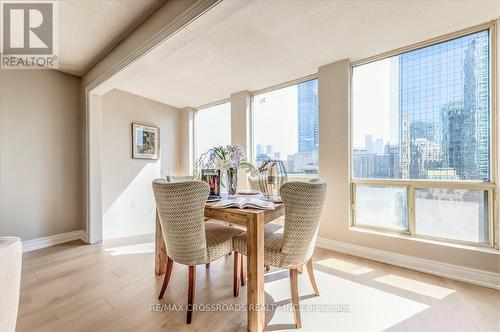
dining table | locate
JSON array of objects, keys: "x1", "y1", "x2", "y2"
[{"x1": 154, "y1": 196, "x2": 285, "y2": 332}]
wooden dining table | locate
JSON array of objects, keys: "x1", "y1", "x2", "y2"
[{"x1": 154, "y1": 198, "x2": 285, "y2": 332}]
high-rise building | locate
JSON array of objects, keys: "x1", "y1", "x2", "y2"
[
  {"x1": 473, "y1": 36, "x2": 490, "y2": 181},
  {"x1": 298, "y1": 80, "x2": 319, "y2": 153},
  {"x1": 373, "y1": 138, "x2": 384, "y2": 155},
  {"x1": 256, "y1": 144, "x2": 263, "y2": 156},
  {"x1": 266, "y1": 144, "x2": 273, "y2": 155},
  {"x1": 398, "y1": 31, "x2": 489, "y2": 181},
  {"x1": 364, "y1": 134, "x2": 373, "y2": 154}
]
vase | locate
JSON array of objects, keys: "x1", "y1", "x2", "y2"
[{"x1": 227, "y1": 169, "x2": 238, "y2": 196}]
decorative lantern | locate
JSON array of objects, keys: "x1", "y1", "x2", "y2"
[{"x1": 258, "y1": 160, "x2": 288, "y2": 202}]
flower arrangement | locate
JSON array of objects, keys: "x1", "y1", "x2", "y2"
[{"x1": 194, "y1": 145, "x2": 255, "y2": 195}]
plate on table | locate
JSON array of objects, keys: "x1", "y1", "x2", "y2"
[
  {"x1": 237, "y1": 190, "x2": 261, "y2": 195},
  {"x1": 207, "y1": 195, "x2": 221, "y2": 202},
  {"x1": 262, "y1": 196, "x2": 283, "y2": 203}
]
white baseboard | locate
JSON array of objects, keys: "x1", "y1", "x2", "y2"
[
  {"x1": 316, "y1": 237, "x2": 500, "y2": 290},
  {"x1": 22, "y1": 230, "x2": 86, "y2": 253}
]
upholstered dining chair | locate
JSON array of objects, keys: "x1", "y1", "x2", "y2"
[
  {"x1": 232, "y1": 180, "x2": 327, "y2": 328},
  {"x1": 165, "y1": 173, "x2": 230, "y2": 267},
  {"x1": 152, "y1": 180, "x2": 243, "y2": 324}
]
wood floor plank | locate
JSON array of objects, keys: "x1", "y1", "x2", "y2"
[
  {"x1": 17, "y1": 237, "x2": 500, "y2": 332},
  {"x1": 449, "y1": 279, "x2": 500, "y2": 332}
]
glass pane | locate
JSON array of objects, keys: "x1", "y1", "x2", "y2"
[
  {"x1": 355, "y1": 185, "x2": 408, "y2": 230},
  {"x1": 253, "y1": 79, "x2": 318, "y2": 177},
  {"x1": 195, "y1": 102, "x2": 231, "y2": 159},
  {"x1": 415, "y1": 188, "x2": 489, "y2": 243},
  {"x1": 352, "y1": 30, "x2": 490, "y2": 181}
]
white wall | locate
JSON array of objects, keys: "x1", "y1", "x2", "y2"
[
  {"x1": 231, "y1": 91, "x2": 251, "y2": 189},
  {"x1": 101, "y1": 89, "x2": 182, "y2": 239},
  {"x1": 0, "y1": 69, "x2": 83, "y2": 241},
  {"x1": 179, "y1": 107, "x2": 195, "y2": 174}
]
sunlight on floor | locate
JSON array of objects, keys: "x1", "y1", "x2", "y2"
[
  {"x1": 264, "y1": 270, "x2": 428, "y2": 331},
  {"x1": 315, "y1": 257, "x2": 375, "y2": 275},
  {"x1": 105, "y1": 242, "x2": 154, "y2": 256},
  {"x1": 374, "y1": 274, "x2": 455, "y2": 299}
]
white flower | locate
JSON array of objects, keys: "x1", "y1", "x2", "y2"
[{"x1": 215, "y1": 157, "x2": 232, "y2": 171}]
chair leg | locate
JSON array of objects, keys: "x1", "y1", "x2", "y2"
[
  {"x1": 187, "y1": 265, "x2": 196, "y2": 324},
  {"x1": 297, "y1": 265, "x2": 303, "y2": 274},
  {"x1": 158, "y1": 257, "x2": 173, "y2": 299},
  {"x1": 306, "y1": 260, "x2": 319, "y2": 296},
  {"x1": 240, "y1": 256, "x2": 246, "y2": 286},
  {"x1": 289, "y1": 269, "x2": 302, "y2": 329},
  {"x1": 233, "y1": 252, "x2": 240, "y2": 297},
  {"x1": 206, "y1": 263, "x2": 210, "y2": 269}
]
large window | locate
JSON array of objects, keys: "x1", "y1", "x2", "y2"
[
  {"x1": 195, "y1": 102, "x2": 231, "y2": 160},
  {"x1": 351, "y1": 26, "x2": 495, "y2": 247},
  {"x1": 252, "y1": 79, "x2": 319, "y2": 176}
]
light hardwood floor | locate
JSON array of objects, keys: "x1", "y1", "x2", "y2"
[{"x1": 18, "y1": 234, "x2": 500, "y2": 332}]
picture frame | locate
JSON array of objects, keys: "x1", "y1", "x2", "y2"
[
  {"x1": 201, "y1": 169, "x2": 221, "y2": 197},
  {"x1": 132, "y1": 123, "x2": 159, "y2": 160}
]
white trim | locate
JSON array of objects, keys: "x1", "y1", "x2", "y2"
[
  {"x1": 195, "y1": 98, "x2": 230, "y2": 111},
  {"x1": 84, "y1": 0, "x2": 220, "y2": 245},
  {"x1": 22, "y1": 230, "x2": 86, "y2": 253},
  {"x1": 316, "y1": 237, "x2": 500, "y2": 290},
  {"x1": 250, "y1": 73, "x2": 318, "y2": 96},
  {"x1": 83, "y1": 0, "x2": 221, "y2": 91}
]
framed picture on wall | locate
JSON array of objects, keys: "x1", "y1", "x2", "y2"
[{"x1": 132, "y1": 123, "x2": 159, "y2": 159}]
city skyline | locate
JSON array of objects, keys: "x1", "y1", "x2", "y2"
[
  {"x1": 254, "y1": 79, "x2": 319, "y2": 174},
  {"x1": 353, "y1": 29, "x2": 490, "y2": 181}
]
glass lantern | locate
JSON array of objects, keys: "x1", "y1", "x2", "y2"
[{"x1": 258, "y1": 160, "x2": 288, "y2": 202}]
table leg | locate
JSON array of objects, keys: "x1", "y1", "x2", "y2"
[
  {"x1": 247, "y1": 213, "x2": 265, "y2": 332},
  {"x1": 155, "y1": 208, "x2": 167, "y2": 275}
]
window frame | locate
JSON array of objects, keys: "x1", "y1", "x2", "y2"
[
  {"x1": 194, "y1": 98, "x2": 231, "y2": 162},
  {"x1": 250, "y1": 74, "x2": 319, "y2": 171},
  {"x1": 349, "y1": 21, "x2": 498, "y2": 249}
]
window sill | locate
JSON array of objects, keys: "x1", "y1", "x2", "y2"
[{"x1": 349, "y1": 225, "x2": 500, "y2": 255}]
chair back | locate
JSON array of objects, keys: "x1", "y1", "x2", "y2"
[
  {"x1": 166, "y1": 175, "x2": 195, "y2": 182},
  {"x1": 152, "y1": 179, "x2": 209, "y2": 265},
  {"x1": 280, "y1": 181, "x2": 327, "y2": 266}
]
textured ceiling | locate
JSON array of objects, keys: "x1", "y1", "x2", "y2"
[
  {"x1": 58, "y1": 0, "x2": 166, "y2": 76},
  {"x1": 112, "y1": 0, "x2": 500, "y2": 108}
]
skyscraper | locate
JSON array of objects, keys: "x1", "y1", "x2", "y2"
[
  {"x1": 298, "y1": 80, "x2": 319, "y2": 153},
  {"x1": 398, "y1": 30, "x2": 489, "y2": 181},
  {"x1": 256, "y1": 144, "x2": 263, "y2": 156},
  {"x1": 373, "y1": 138, "x2": 384, "y2": 155},
  {"x1": 365, "y1": 134, "x2": 373, "y2": 154},
  {"x1": 266, "y1": 145, "x2": 273, "y2": 155}
]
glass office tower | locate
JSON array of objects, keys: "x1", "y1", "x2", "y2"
[
  {"x1": 398, "y1": 30, "x2": 489, "y2": 181},
  {"x1": 298, "y1": 80, "x2": 319, "y2": 153},
  {"x1": 352, "y1": 30, "x2": 490, "y2": 181}
]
